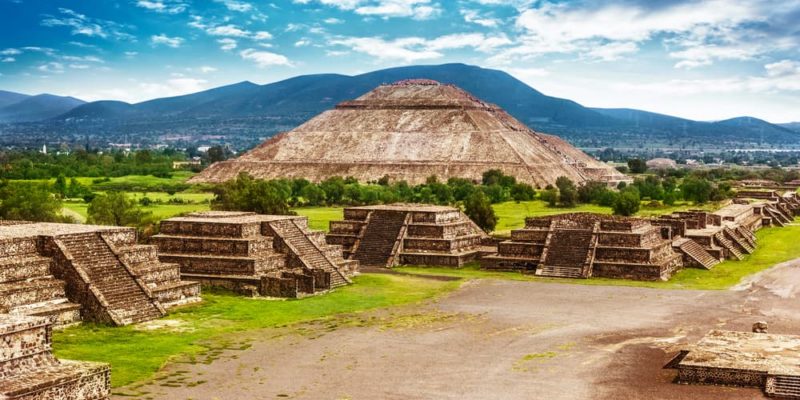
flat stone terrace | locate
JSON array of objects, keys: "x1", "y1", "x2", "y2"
[
  {"x1": 327, "y1": 203, "x2": 488, "y2": 268},
  {"x1": 155, "y1": 211, "x2": 357, "y2": 298},
  {"x1": 0, "y1": 222, "x2": 128, "y2": 239},
  {"x1": 482, "y1": 213, "x2": 683, "y2": 281},
  {"x1": 0, "y1": 314, "x2": 110, "y2": 400},
  {"x1": 675, "y1": 330, "x2": 800, "y2": 398}
]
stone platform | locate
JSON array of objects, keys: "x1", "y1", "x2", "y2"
[
  {"x1": 0, "y1": 314, "x2": 110, "y2": 400},
  {"x1": 482, "y1": 213, "x2": 683, "y2": 280},
  {"x1": 672, "y1": 330, "x2": 800, "y2": 398},
  {"x1": 326, "y1": 204, "x2": 488, "y2": 268},
  {"x1": 154, "y1": 211, "x2": 357, "y2": 298},
  {"x1": 0, "y1": 222, "x2": 199, "y2": 326}
]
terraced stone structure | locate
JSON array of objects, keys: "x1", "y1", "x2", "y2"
[
  {"x1": 481, "y1": 213, "x2": 683, "y2": 280},
  {"x1": 0, "y1": 222, "x2": 199, "y2": 327},
  {"x1": 190, "y1": 79, "x2": 629, "y2": 188},
  {"x1": 154, "y1": 211, "x2": 357, "y2": 298},
  {"x1": 735, "y1": 190, "x2": 799, "y2": 227},
  {"x1": 326, "y1": 204, "x2": 488, "y2": 268},
  {"x1": 670, "y1": 330, "x2": 800, "y2": 399},
  {"x1": 0, "y1": 314, "x2": 110, "y2": 400}
]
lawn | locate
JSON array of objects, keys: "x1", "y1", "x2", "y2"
[
  {"x1": 63, "y1": 202, "x2": 210, "y2": 222},
  {"x1": 292, "y1": 206, "x2": 344, "y2": 232},
  {"x1": 397, "y1": 218, "x2": 800, "y2": 291},
  {"x1": 53, "y1": 273, "x2": 461, "y2": 388}
]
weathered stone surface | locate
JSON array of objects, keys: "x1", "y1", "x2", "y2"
[
  {"x1": 0, "y1": 314, "x2": 110, "y2": 400},
  {"x1": 328, "y1": 204, "x2": 488, "y2": 268},
  {"x1": 191, "y1": 80, "x2": 629, "y2": 187},
  {"x1": 155, "y1": 211, "x2": 357, "y2": 298}
]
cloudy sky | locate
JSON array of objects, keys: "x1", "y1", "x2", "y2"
[{"x1": 0, "y1": 0, "x2": 798, "y2": 122}]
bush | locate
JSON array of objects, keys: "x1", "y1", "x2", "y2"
[
  {"x1": 211, "y1": 173, "x2": 293, "y2": 215},
  {"x1": 510, "y1": 183, "x2": 536, "y2": 202},
  {"x1": 0, "y1": 182, "x2": 63, "y2": 222},
  {"x1": 88, "y1": 192, "x2": 151, "y2": 227},
  {"x1": 464, "y1": 190, "x2": 497, "y2": 233},
  {"x1": 555, "y1": 176, "x2": 578, "y2": 208},
  {"x1": 613, "y1": 189, "x2": 640, "y2": 216},
  {"x1": 541, "y1": 188, "x2": 559, "y2": 207},
  {"x1": 627, "y1": 158, "x2": 647, "y2": 174}
]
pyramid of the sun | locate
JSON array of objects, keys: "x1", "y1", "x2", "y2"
[{"x1": 190, "y1": 79, "x2": 629, "y2": 187}]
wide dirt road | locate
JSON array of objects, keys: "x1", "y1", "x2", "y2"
[{"x1": 121, "y1": 259, "x2": 800, "y2": 400}]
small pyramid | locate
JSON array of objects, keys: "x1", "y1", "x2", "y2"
[{"x1": 191, "y1": 80, "x2": 628, "y2": 187}]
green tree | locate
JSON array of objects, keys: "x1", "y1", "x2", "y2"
[
  {"x1": 555, "y1": 176, "x2": 578, "y2": 207},
  {"x1": 464, "y1": 190, "x2": 497, "y2": 233},
  {"x1": 613, "y1": 189, "x2": 640, "y2": 216},
  {"x1": 510, "y1": 183, "x2": 536, "y2": 202},
  {"x1": 300, "y1": 184, "x2": 326, "y2": 206},
  {"x1": 87, "y1": 192, "x2": 151, "y2": 226},
  {"x1": 53, "y1": 174, "x2": 68, "y2": 198},
  {"x1": 627, "y1": 158, "x2": 647, "y2": 174},
  {"x1": 577, "y1": 181, "x2": 610, "y2": 204},
  {"x1": 212, "y1": 173, "x2": 293, "y2": 215},
  {"x1": 680, "y1": 177, "x2": 713, "y2": 204},
  {"x1": 0, "y1": 182, "x2": 63, "y2": 222}
]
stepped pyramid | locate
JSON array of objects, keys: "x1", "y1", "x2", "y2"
[
  {"x1": 191, "y1": 79, "x2": 629, "y2": 187},
  {"x1": 154, "y1": 211, "x2": 358, "y2": 298}
]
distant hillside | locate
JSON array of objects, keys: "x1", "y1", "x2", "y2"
[
  {"x1": 1, "y1": 63, "x2": 798, "y2": 149},
  {"x1": 780, "y1": 122, "x2": 800, "y2": 132},
  {"x1": 0, "y1": 90, "x2": 30, "y2": 109},
  {"x1": 0, "y1": 94, "x2": 85, "y2": 123}
]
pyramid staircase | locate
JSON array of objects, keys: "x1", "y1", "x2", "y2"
[
  {"x1": 674, "y1": 238, "x2": 720, "y2": 270},
  {"x1": 536, "y1": 223, "x2": 597, "y2": 279},
  {"x1": 713, "y1": 232, "x2": 744, "y2": 261},
  {"x1": 723, "y1": 226, "x2": 755, "y2": 254},
  {"x1": 766, "y1": 375, "x2": 800, "y2": 399},
  {"x1": 55, "y1": 233, "x2": 164, "y2": 326},
  {"x1": 735, "y1": 226, "x2": 757, "y2": 248},
  {"x1": 269, "y1": 219, "x2": 349, "y2": 288},
  {"x1": 351, "y1": 211, "x2": 409, "y2": 267}
]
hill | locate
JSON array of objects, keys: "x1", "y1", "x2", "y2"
[
  {"x1": 0, "y1": 94, "x2": 85, "y2": 123},
  {"x1": 0, "y1": 90, "x2": 30, "y2": 109}
]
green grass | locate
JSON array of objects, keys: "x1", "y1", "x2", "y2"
[
  {"x1": 63, "y1": 202, "x2": 210, "y2": 222},
  {"x1": 52, "y1": 273, "x2": 460, "y2": 388},
  {"x1": 292, "y1": 206, "x2": 344, "y2": 232},
  {"x1": 397, "y1": 219, "x2": 800, "y2": 290}
]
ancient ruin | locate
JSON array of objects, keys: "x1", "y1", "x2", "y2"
[
  {"x1": 481, "y1": 213, "x2": 684, "y2": 280},
  {"x1": 326, "y1": 204, "x2": 488, "y2": 268},
  {"x1": 0, "y1": 222, "x2": 199, "y2": 327},
  {"x1": 735, "y1": 190, "x2": 799, "y2": 227},
  {"x1": 154, "y1": 211, "x2": 357, "y2": 298},
  {"x1": 190, "y1": 79, "x2": 629, "y2": 188},
  {"x1": 0, "y1": 314, "x2": 110, "y2": 400},
  {"x1": 670, "y1": 330, "x2": 800, "y2": 399}
]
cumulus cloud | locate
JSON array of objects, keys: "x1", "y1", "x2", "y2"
[
  {"x1": 300, "y1": 0, "x2": 441, "y2": 20},
  {"x1": 135, "y1": 0, "x2": 188, "y2": 14},
  {"x1": 0, "y1": 48, "x2": 22, "y2": 56},
  {"x1": 239, "y1": 49, "x2": 293, "y2": 67},
  {"x1": 215, "y1": 0, "x2": 253, "y2": 12},
  {"x1": 207, "y1": 24, "x2": 250, "y2": 37},
  {"x1": 460, "y1": 9, "x2": 499, "y2": 28},
  {"x1": 217, "y1": 38, "x2": 238, "y2": 51},
  {"x1": 151, "y1": 34, "x2": 184, "y2": 48},
  {"x1": 37, "y1": 62, "x2": 65, "y2": 74}
]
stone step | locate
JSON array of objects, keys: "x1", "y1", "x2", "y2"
[
  {"x1": 535, "y1": 265, "x2": 584, "y2": 279},
  {"x1": 677, "y1": 239, "x2": 720, "y2": 270}
]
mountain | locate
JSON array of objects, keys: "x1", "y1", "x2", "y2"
[
  {"x1": 0, "y1": 94, "x2": 85, "y2": 123},
  {"x1": 55, "y1": 64, "x2": 613, "y2": 127},
  {"x1": 780, "y1": 122, "x2": 800, "y2": 132},
  {"x1": 1, "y1": 63, "x2": 798, "y2": 148},
  {"x1": 0, "y1": 90, "x2": 30, "y2": 109}
]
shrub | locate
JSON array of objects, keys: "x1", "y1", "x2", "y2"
[
  {"x1": 613, "y1": 189, "x2": 640, "y2": 216},
  {"x1": 464, "y1": 190, "x2": 497, "y2": 233}
]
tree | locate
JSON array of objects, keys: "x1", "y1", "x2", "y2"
[
  {"x1": 53, "y1": 174, "x2": 67, "y2": 198},
  {"x1": 464, "y1": 190, "x2": 497, "y2": 233},
  {"x1": 680, "y1": 177, "x2": 713, "y2": 204},
  {"x1": 577, "y1": 181, "x2": 610, "y2": 204},
  {"x1": 300, "y1": 184, "x2": 326, "y2": 206},
  {"x1": 613, "y1": 189, "x2": 640, "y2": 216},
  {"x1": 555, "y1": 176, "x2": 578, "y2": 207},
  {"x1": 212, "y1": 173, "x2": 293, "y2": 215},
  {"x1": 206, "y1": 146, "x2": 230, "y2": 163},
  {"x1": 87, "y1": 192, "x2": 151, "y2": 226},
  {"x1": 510, "y1": 183, "x2": 536, "y2": 202},
  {"x1": 627, "y1": 158, "x2": 647, "y2": 174},
  {"x1": 320, "y1": 176, "x2": 346, "y2": 205},
  {"x1": 541, "y1": 188, "x2": 559, "y2": 207},
  {"x1": 0, "y1": 182, "x2": 63, "y2": 222}
]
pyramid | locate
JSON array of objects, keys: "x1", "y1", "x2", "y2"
[{"x1": 190, "y1": 79, "x2": 629, "y2": 187}]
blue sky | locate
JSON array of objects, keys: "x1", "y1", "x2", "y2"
[{"x1": 0, "y1": 0, "x2": 798, "y2": 122}]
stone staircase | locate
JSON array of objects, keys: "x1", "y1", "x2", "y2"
[
  {"x1": 0, "y1": 248, "x2": 81, "y2": 328},
  {"x1": 536, "y1": 228, "x2": 595, "y2": 278},
  {"x1": 270, "y1": 219, "x2": 349, "y2": 288},
  {"x1": 714, "y1": 232, "x2": 744, "y2": 261},
  {"x1": 676, "y1": 238, "x2": 720, "y2": 269},
  {"x1": 766, "y1": 375, "x2": 800, "y2": 399},
  {"x1": 723, "y1": 226, "x2": 755, "y2": 254},
  {"x1": 736, "y1": 226, "x2": 757, "y2": 248},
  {"x1": 352, "y1": 211, "x2": 408, "y2": 267},
  {"x1": 56, "y1": 233, "x2": 164, "y2": 325}
]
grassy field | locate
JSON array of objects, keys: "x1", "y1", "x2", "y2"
[
  {"x1": 53, "y1": 273, "x2": 461, "y2": 388},
  {"x1": 397, "y1": 218, "x2": 800, "y2": 290},
  {"x1": 63, "y1": 202, "x2": 210, "y2": 223},
  {"x1": 292, "y1": 206, "x2": 344, "y2": 231}
]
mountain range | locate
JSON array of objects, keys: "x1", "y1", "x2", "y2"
[{"x1": 0, "y1": 63, "x2": 797, "y2": 149}]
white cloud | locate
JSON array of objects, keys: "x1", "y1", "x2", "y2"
[
  {"x1": 765, "y1": 60, "x2": 800, "y2": 78},
  {"x1": 138, "y1": 78, "x2": 209, "y2": 99},
  {"x1": 37, "y1": 62, "x2": 65, "y2": 73},
  {"x1": 207, "y1": 24, "x2": 250, "y2": 37},
  {"x1": 323, "y1": 17, "x2": 344, "y2": 24},
  {"x1": 61, "y1": 55, "x2": 104, "y2": 63},
  {"x1": 199, "y1": 66, "x2": 218, "y2": 73},
  {"x1": 586, "y1": 41, "x2": 638, "y2": 61},
  {"x1": 460, "y1": 9, "x2": 499, "y2": 28},
  {"x1": 239, "y1": 49, "x2": 293, "y2": 67},
  {"x1": 217, "y1": 38, "x2": 237, "y2": 51},
  {"x1": 1, "y1": 57, "x2": 15, "y2": 63},
  {"x1": 151, "y1": 34, "x2": 184, "y2": 48},
  {"x1": 254, "y1": 31, "x2": 273, "y2": 40},
  {"x1": 69, "y1": 64, "x2": 90, "y2": 69},
  {"x1": 216, "y1": 0, "x2": 253, "y2": 12},
  {"x1": 40, "y1": 8, "x2": 134, "y2": 40},
  {"x1": 670, "y1": 44, "x2": 763, "y2": 69},
  {"x1": 295, "y1": 39, "x2": 311, "y2": 47},
  {"x1": 330, "y1": 32, "x2": 512, "y2": 62},
  {"x1": 135, "y1": 0, "x2": 187, "y2": 14},
  {"x1": 301, "y1": 0, "x2": 441, "y2": 20},
  {"x1": 0, "y1": 48, "x2": 21, "y2": 56}
]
